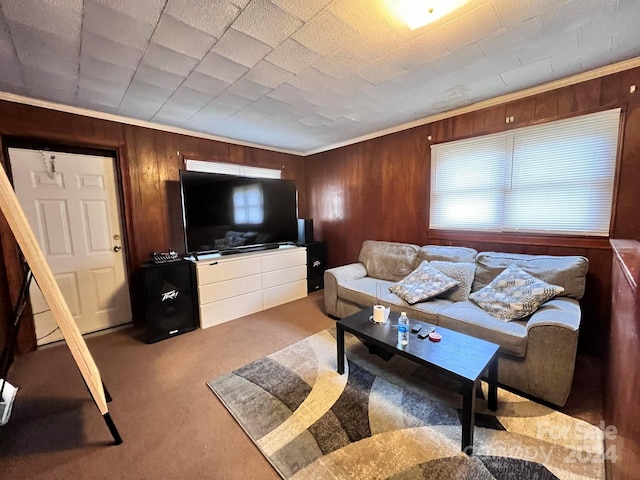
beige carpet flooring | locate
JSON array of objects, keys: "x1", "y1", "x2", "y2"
[{"x1": 0, "y1": 291, "x2": 603, "y2": 479}]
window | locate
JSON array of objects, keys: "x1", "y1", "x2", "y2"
[
  {"x1": 429, "y1": 108, "x2": 621, "y2": 236},
  {"x1": 233, "y1": 183, "x2": 264, "y2": 224}
]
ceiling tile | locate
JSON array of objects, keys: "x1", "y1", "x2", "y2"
[
  {"x1": 171, "y1": 85, "x2": 218, "y2": 106},
  {"x1": 82, "y1": 31, "x2": 144, "y2": 71},
  {"x1": 0, "y1": 0, "x2": 81, "y2": 39},
  {"x1": 298, "y1": 113, "x2": 328, "y2": 126},
  {"x1": 292, "y1": 10, "x2": 358, "y2": 56},
  {"x1": 251, "y1": 95, "x2": 293, "y2": 114},
  {"x1": 117, "y1": 92, "x2": 165, "y2": 120},
  {"x1": 491, "y1": 0, "x2": 569, "y2": 29},
  {"x1": 356, "y1": 57, "x2": 406, "y2": 85},
  {"x1": 244, "y1": 60, "x2": 294, "y2": 88},
  {"x1": 92, "y1": 0, "x2": 165, "y2": 25},
  {"x1": 430, "y1": 43, "x2": 486, "y2": 74},
  {"x1": 140, "y1": 42, "x2": 199, "y2": 77},
  {"x1": 21, "y1": 65, "x2": 77, "y2": 102},
  {"x1": 79, "y1": 56, "x2": 135, "y2": 85},
  {"x1": 212, "y1": 28, "x2": 272, "y2": 68},
  {"x1": 500, "y1": 58, "x2": 554, "y2": 89},
  {"x1": 287, "y1": 67, "x2": 335, "y2": 92},
  {"x1": 478, "y1": 17, "x2": 541, "y2": 57},
  {"x1": 233, "y1": 0, "x2": 304, "y2": 48},
  {"x1": 539, "y1": 0, "x2": 616, "y2": 37},
  {"x1": 133, "y1": 63, "x2": 186, "y2": 90},
  {"x1": 434, "y1": 3, "x2": 504, "y2": 52},
  {"x1": 153, "y1": 100, "x2": 201, "y2": 124},
  {"x1": 83, "y1": 0, "x2": 153, "y2": 50},
  {"x1": 314, "y1": 50, "x2": 368, "y2": 79},
  {"x1": 164, "y1": 0, "x2": 239, "y2": 38},
  {"x1": 0, "y1": 42, "x2": 23, "y2": 89},
  {"x1": 195, "y1": 52, "x2": 249, "y2": 83},
  {"x1": 517, "y1": 28, "x2": 578, "y2": 65},
  {"x1": 126, "y1": 78, "x2": 174, "y2": 102},
  {"x1": 182, "y1": 108, "x2": 233, "y2": 131},
  {"x1": 340, "y1": 18, "x2": 406, "y2": 63},
  {"x1": 8, "y1": 22, "x2": 79, "y2": 77},
  {"x1": 265, "y1": 38, "x2": 322, "y2": 75},
  {"x1": 78, "y1": 74, "x2": 128, "y2": 98},
  {"x1": 182, "y1": 71, "x2": 231, "y2": 95},
  {"x1": 271, "y1": 0, "x2": 332, "y2": 22},
  {"x1": 212, "y1": 116, "x2": 250, "y2": 136},
  {"x1": 225, "y1": 77, "x2": 272, "y2": 100},
  {"x1": 322, "y1": 74, "x2": 372, "y2": 97},
  {"x1": 232, "y1": 106, "x2": 270, "y2": 122},
  {"x1": 391, "y1": 62, "x2": 439, "y2": 89},
  {"x1": 77, "y1": 84, "x2": 125, "y2": 108},
  {"x1": 389, "y1": 32, "x2": 449, "y2": 70},
  {"x1": 212, "y1": 91, "x2": 255, "y2": 110},
  {"x1": 152, "y1": 14, "x2": 216, "y2": 59},
  {"x1": 266, "y1": 83, "x2": 307, "y2": 104}
]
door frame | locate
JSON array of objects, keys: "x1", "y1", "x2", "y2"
[{"x1": 0, "y1": 136, "x2": 136, "y2": 353}]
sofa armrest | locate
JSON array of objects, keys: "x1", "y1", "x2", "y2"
[
  {"x1": 324, "y1": 263, "x2": 368, "y2": 317},
  {"x1": 502, "y1": 297, "x2": 581, "y2": 406},
  {"x1": 526, "y1": 297, "x2": 581, "y2": 332}
]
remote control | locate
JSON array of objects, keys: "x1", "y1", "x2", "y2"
[
  {"x1": 418, "y1": 327, "x2": 436, "y2": 339},
  {"x1": 411, "y1": 325, "x2": 422, "y2": 334}
]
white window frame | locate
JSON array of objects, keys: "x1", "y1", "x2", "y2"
[{"x1": 429, "y1": 108, "x2": 621, "y2": 237}]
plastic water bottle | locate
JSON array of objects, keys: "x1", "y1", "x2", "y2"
[{"x1": 398, "y1": 312, "x2": 409, "y2": 346}]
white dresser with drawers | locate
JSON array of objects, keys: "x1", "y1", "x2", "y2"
[{"x1": 194, "y1": 246, "x2": 307, "y2": 329}]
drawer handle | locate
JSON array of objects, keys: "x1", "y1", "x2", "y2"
[{"x1": 209, "y1": 261, "x2": 219, "y2": 266}]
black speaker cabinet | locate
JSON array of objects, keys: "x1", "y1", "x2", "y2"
[
  {"x1": 303, "y1": 242, "x2": 327, "y2": 293},
  {"x1": 298, "y1": 218, "x2": 314, "y2": 244},
  {"x1": 142, "y1": 260, "x2": 198, "y2": 343}
]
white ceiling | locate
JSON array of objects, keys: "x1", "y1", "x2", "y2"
[{"x1": 0, "y1": 0, "x2": 639, "y2": 155}]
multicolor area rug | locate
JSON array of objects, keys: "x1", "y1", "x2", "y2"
[{"x1": 208, "y1": 328, "x2": 604, "y2": 480}]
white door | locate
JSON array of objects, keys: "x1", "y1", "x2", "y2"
[{"x1": 8, "y1": 147, "x2": 132, "y2": 345}]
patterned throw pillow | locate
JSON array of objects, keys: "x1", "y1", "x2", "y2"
[
  {"x1": 389, "y1": 261, "x2": 459, "y2": 305},
  {"x1": 469, "y1": 264, "x2": 564, "y2": 321},
  {"x1": 430, "y1": 261, "x2": 476, "y2": 302}
]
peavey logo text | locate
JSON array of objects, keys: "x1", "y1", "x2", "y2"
[{"x1": 161, "y1": 289, "x2": 179, "y2": 302}]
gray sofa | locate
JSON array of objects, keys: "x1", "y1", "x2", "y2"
[{"x1": 324, "y1": 240, "x2": 589, "y2": 407}]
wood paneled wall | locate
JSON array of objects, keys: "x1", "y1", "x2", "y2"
[
  {"x1": 0, "y1": 101, "x2": 306, "y2": 352},
  {"x1": 307, "y1": 66, "x2": 640, "y2": 356}
]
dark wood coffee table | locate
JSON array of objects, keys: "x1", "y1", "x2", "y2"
[{"x1": 336, "y1": 308, "x2": 499, "y2": 455}]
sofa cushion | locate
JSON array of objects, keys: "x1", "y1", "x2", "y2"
[
  {"x1": 338, "y1": 277, "x2": 396, "y2": 307},
  {"x1": 473, "y1": 251, "x2": 588, "y2": 299},
  {"x1": 358, "y1": 240, "x2": 420, "y2": 282},
  {"x1": 418, "y1": 245, "x2": 478, "y2": 264},
  {"x1": 389, "y1": 261, "x2": 458, "y2": 305},
  {"x1": 469, "y1": 264, "x2": 564, "y2": 320},
  {"x1": 431, "y1": 261, "x2": 476, "y2": 302},
  {"x1": 437, "y1": 301, "x2": 528, "y2": 356}
]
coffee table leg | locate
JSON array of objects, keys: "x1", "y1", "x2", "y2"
[
  {"x1": 488, "y1": 357, "x2": 498, "y2": 412},
  {"x1": 337, "y1": 324, "x2": 345, "y2": 374},
  {"x1": 462, "y1": 382, "x2": 476, "y2": 455}
]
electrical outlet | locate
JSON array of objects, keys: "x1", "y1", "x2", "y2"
[{"x1": 631, "y1": 85, "x2": 637, "y2": 93}]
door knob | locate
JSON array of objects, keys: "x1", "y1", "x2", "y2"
[{"x1": 113, "y1": 245, "x2": 122, "y2": 252}]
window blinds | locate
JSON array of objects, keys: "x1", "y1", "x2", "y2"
[{"x1": 430, "y1": 108, "x2": 621, "y2": 236}]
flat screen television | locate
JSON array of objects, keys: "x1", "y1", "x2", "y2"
[{"x1": 179, "y1": 170, "x2": 298, "y2": 255}]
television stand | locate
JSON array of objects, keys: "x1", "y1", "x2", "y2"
[{"x1": 194, "y1": 245, "x2": 307, "y2": 329}]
